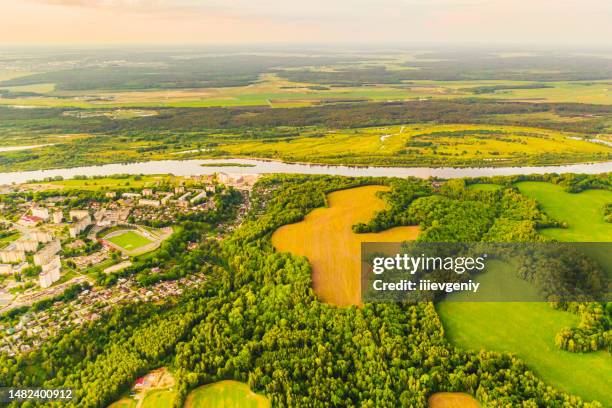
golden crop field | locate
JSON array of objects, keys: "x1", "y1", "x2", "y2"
[
  {"x1": 428, "y1": 392, "x2": 481, "y2": 408},
  {"x1": 272, "y1": 185, "x2": 419, "y2": 307}
]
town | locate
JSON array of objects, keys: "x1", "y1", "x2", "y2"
[{"x1": 0, "y1": 172, "x2": 257, "y2": 356}]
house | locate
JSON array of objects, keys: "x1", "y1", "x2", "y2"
[
  {"x1": 142, "y1": 188, "x2": 153, "y2": 197},
  {"x1": 105, "y1": 191, "x2": 117, "y2": 198}
]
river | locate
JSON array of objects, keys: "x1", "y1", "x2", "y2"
[{"x1": 0, "y1": 158, "x2": 610, "y2": 185}]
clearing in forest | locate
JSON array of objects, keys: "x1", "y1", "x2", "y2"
[
  {"x1": 184, "y1": 380, "x2": 269, "y2": 408},
  {"x1": 272, "y1": 185, "x2": 419, "y2": 307}
]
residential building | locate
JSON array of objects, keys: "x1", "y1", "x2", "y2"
[
  {"x1": 31, "y1": 207, "x2": 50, "y2": 221},
  {"x1": 0, "y1": 249, "x2": 25, "y2": 263},
  {"x1": 34, "y1": 240, "x2": 61, "y2": 266},
  {"x1": 138, "y1": 199, "x2": 161, "y2": 207}
]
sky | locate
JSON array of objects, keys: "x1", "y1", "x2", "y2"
[{"x1": 1, "y1": 0, "x2": 611, "y2": 47}]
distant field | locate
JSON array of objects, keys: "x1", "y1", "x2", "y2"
[
  {"x1": 428, "y1": 392, "x2": 480, "y2": 408},
  {"x1": 222, "y1": 123, "x2": 611, "y2": 167},
  {"x1": 516, "y1": 182, "x2": 612, "y2": 241},
  {"x1": 184, "y1": 381, "x2": 269, "y2": 408},
  {"x1": 272, "y1": 185, "x2": 419, "y2": 306},
  {"x1": 106, "y1": 230, "x2": 153, "y2": 251},
  {"x1": 1, "y1": 73, "x2": 610, "y2": 108}
]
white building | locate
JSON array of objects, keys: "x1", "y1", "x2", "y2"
[
  {"x1": 14, "y1": 239, "x2": 38, "y2": 252},
  {"x1": 69, "y1": 215, "x2": 92, "y2": 238},
  {"x1": 138, "y1": 199, "x2": 161, "y2": 207},
  {"x1": 0, "y1": 249, "x2": 25, "y2": 263},
  {"x1": 142, "y1": 188, "x2": 153, "y2": 197},
  {"x1": 69, "y1": 210, "x2": 90, "y2": 221},
  {"x1": 31, "y1": 207, "x2": 50, "y2": 221},
  {"x1": 121, "y1": 192, "x2": 141, "y2": 199},
  {"x1": 34, "y1": 240, "x2": 61, "y2": 266},
  {"x1": 190, "y1": 191, "x2": 208, "y2": 204},
  {"x1": 160, "y1": 193, "x2": 173, "y2": 205},
  {"x1": 0, "y1": 264, "x2": 12, "y2": 275},
  {"x1": 52, "y1": 211, "x2": 63, "y2": 224},
  {"x1": 31, "y1": 230, "x2": 53, "y2": 243},
  {"x1": 39, "y1": 266, "x2": 60, "y2": 288}
]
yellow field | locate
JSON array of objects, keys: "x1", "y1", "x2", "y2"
[
  {"x1": 272, "y1": 185, "x2": 419, "y2": 307},
  {"x1": 223, "y1": 123, "x2": 611, "y2": 164},
  {"x1": 428, "y1": 392, "x2": 481, "y2": 408}
]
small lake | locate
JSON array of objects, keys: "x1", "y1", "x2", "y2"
[{"x1": 0, "y1": 158, "x2": 610, "y2": 185}]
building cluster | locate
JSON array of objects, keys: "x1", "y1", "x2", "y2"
[{"x1": 0, "y1": 273, "x2": 205, "y2": 356}]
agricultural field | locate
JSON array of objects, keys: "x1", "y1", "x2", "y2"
[
  {"x1": 428, "y1": 392, "x2": 480, "y2": 408},
  {"x1": 437, "y1": 182, "x2": 612, "y2": 405},
  {"x1": 184, "y1": 381, "x2": 269, "y2": 408},
  {"x1": 1, "y1": 71, "x2": 611, "y2": 108},
  {"x1": 272, "y1": 185, "x2": 419, "y2": 306},
  {"x1": 516, "y1": 181, "x2": 612, "y2": 241}
]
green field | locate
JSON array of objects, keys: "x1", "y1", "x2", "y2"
[
  {"x1": 220, "y1": 123, "x2": 611, "y2": 167},
  {"x1": 437, "y1": 183, "x2": 612, "y2": 405},
  {"x1": 142, "y1": 389, "x2": 177, "y2": 408},
  {"x1": 516, "y1": 182, "x2": 612, "y2": 241},
  {"x1": 106, "y1": 230, "x2": 153, "y2": 251},
  {"x1": 26, "y1": 175, "x2": 170, "y2": 191},
  {"x1": 1, "y1": 76, "x2": 610, "y2": 108},
  {"x1": 184, "y1": 381, "x2": 270, "y2": 408}
]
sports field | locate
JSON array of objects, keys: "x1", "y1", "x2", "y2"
[
  {"x1": 184, "y1": 381, "x2": 269, "y2": 408},
  {"x1": 516, "y1": 181, "x2": 612, "y2": 241},
  {"x1": 428, "y1": 392, "x2": 480, "y2": 408},
  {"x1": 272, "y1": 185, "x2": 419, "y2": 306},
  {"x1": 437, "y1": 183, "x2": 612, "y2": 405},
  {"x1": 106, "y1": 230, "x2": 153, "y2": 251}
]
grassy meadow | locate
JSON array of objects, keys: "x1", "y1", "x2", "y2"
[
  {"x1": 516, "y1": 181, "x2": 612, "y2": 241},
  {"x1": 272, "y1": 185, "x2": 419, "y2": 306},
  {"x1": 437, "y1": 182, "x2": 612, "y2": 405},
  {"x1": 221, "y1": 123, "x2": 611, "y2": 166},
  {"x1": 184, "y1": 381, "x2": 270, "y2": 408}
]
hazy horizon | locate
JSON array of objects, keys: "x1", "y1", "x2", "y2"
[{"x1": 1, "y1": 0, "x2": 610, "y2": 47}]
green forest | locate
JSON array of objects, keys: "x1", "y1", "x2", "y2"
[{"x1": 1, "y1": 173, "x2": 610, "y2": 407}]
